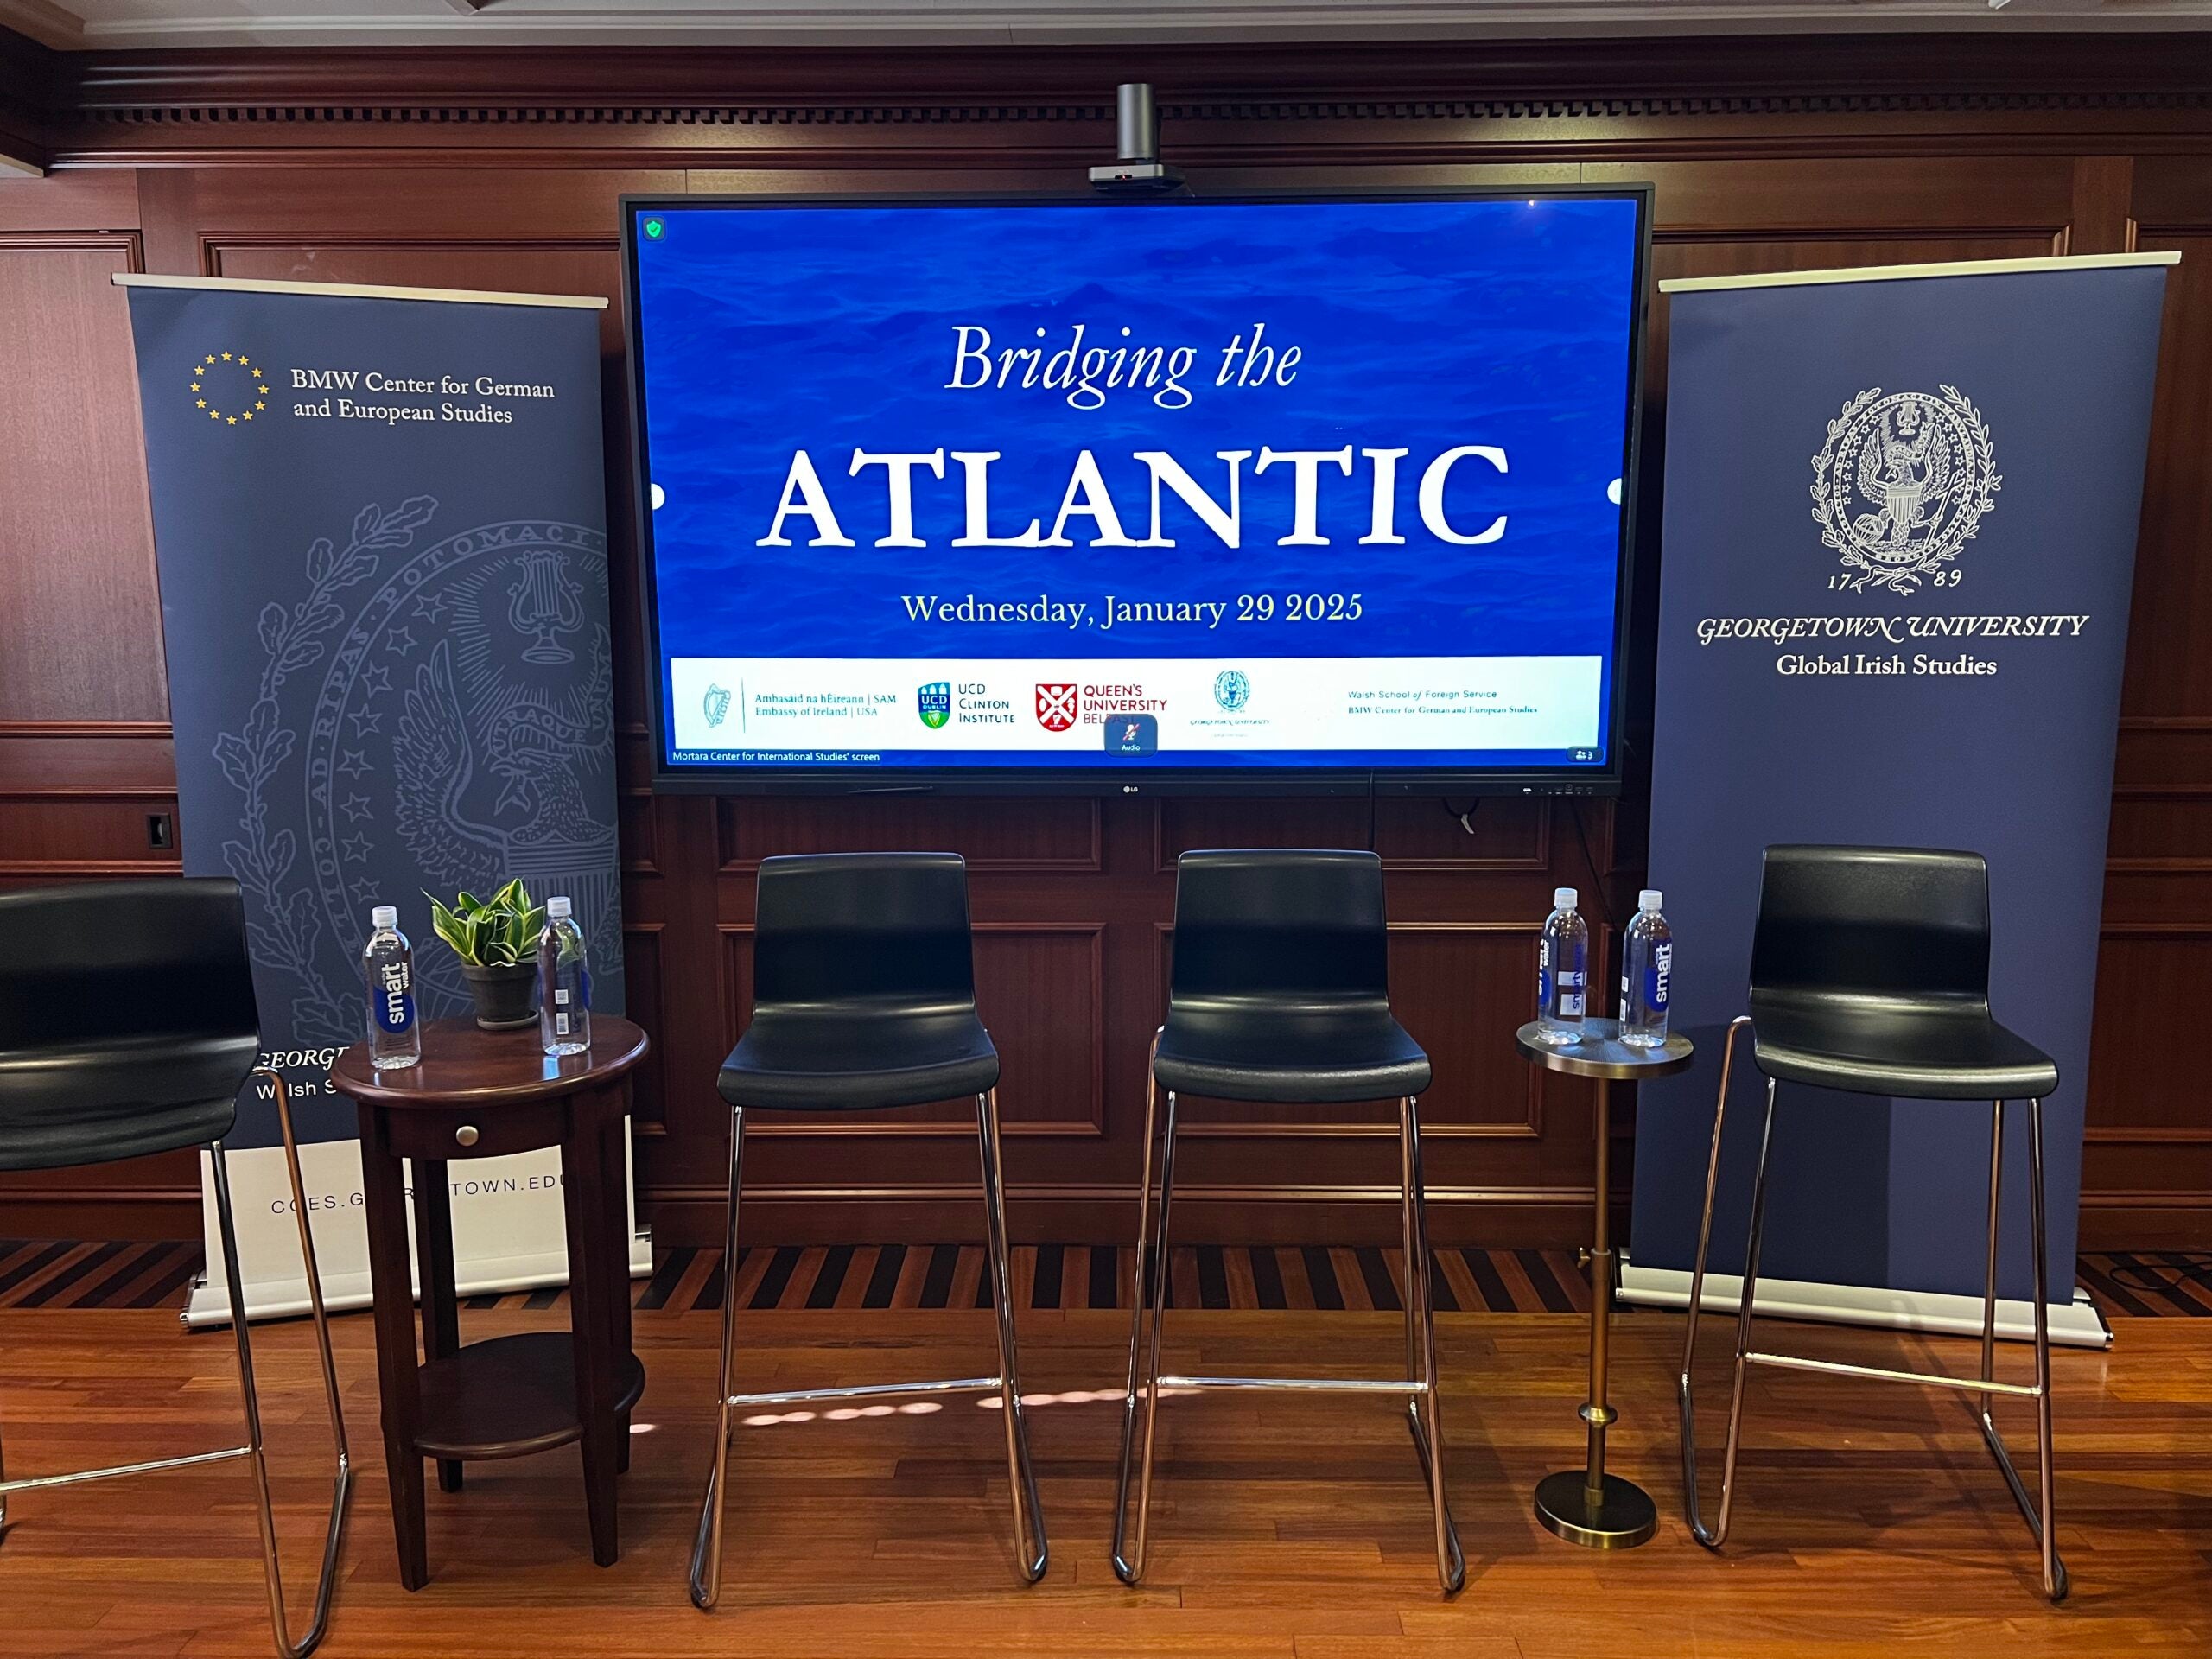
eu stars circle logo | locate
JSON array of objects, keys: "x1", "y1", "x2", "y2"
[{"x1": 192, "y1": 350, "x2": 272, "y2": 429}]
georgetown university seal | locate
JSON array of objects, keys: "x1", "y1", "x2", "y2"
[{"x1": 1810, "y1": 386, "x2": 1999, "y2": 594}]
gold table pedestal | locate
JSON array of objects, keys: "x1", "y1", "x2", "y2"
[{"x1": 1516, "y1": 1017, "x2": 1694, "y2": 1550}]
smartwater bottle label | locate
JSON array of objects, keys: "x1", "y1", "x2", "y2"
[
  {"x1": 577, "y1": 963, "x2": 592, "y2": 1009},
  {"x1": 373, "y1": 960, "x2": 416, "y2": 1033},
  {"x1": 1559, "y1": 970, "x2": 1586, "y2": 1018},
  {"x1": 1645, "y1": 943, "x2": 1673, "y2": 1014},
  {"x1": 1537, "y1": 938, "x2": 1553, "y2": 1011}
]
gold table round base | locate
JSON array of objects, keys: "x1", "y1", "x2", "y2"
[{"x1": 1533, "y1": 1469, "x2": 1659, "y2": 1549}]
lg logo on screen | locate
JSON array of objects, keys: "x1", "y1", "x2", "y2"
[{"x1": 1035, "y1": 683, "x2": 1078, "y2": 731}]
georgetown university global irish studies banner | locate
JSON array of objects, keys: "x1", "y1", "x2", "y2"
[
  {"x1": 119, "y1": 275, "x2": 632, "y2": 1324},
  {"x1": 1625, "y1": 254, "x2": 2175, "y2": 1345}
]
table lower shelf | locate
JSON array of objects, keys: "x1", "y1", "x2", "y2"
[{"x1": 413, "y1": 1331, "x2": 646, "y2": 1461}]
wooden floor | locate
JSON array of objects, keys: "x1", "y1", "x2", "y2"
[{"x1": 3, "y1": 1300, "x2": 2209, "y2": 1656}]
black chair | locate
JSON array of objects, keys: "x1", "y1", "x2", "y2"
[
  {"x1": 690, "y1": 852, "x2": 1046, "y2": 1610},
  {"x1": 1113, "y1": 849, "x2": 1463, "y2": 1593},
  {"x1": 1679, "y1": 845, "x2": 2066, "y2": 1600},
  {"x1": 0, "y1": 879, "x2": 350, "y2": 1655}
]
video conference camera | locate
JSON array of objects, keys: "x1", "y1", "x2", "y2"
[{"x1": 1090, "y1": 83, "x2": 1185, "y2": 195}]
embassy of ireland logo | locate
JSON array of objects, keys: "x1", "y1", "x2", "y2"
[{"x1": 1811, "y1": 386, "x2": 1999, "y2": 595}]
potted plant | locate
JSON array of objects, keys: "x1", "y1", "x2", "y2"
[{"x1": 426, "y1": 879, "x2": 546, "y2": 1031}]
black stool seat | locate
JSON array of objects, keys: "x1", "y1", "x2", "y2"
[
  {"x1": 1750, "y1": 992, "x2": 2056, "y2": 1100},
  {"x1": 1742, "y1": 843, "x2": 2060, "y2": 1101},
  {"x1": 718, "y1": 1006, "x2": 998, "y2": 1111},
  {"x1": 0, "y1": 879, "x2": 263, "y2": 1173},
  {"x1": 1154, "y1": 848, "x2": 1431, "y2": 1103},
  {"x1": 1154, "y1": 1003, "x2": 1430, "y2": 1103},
  {"x1": 0, "y1": 1030, "x2": 258, "y2": 1171},
  {"x1": 715, "y1": 851, "x2": 1001, "y2": 1113}
]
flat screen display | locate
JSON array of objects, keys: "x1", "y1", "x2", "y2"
[{"x1": 624, "y1": 191, "x2": 1649, "y2": 792}]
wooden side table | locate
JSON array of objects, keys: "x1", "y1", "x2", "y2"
[
  {"x1": 1515, "y1": 1016, "x2": 1694, "y2": 1550},
  {"x1": 331, "y1": 1014, "x2": 649, "y2": 1590}
]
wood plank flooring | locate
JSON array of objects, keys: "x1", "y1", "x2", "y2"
[{"x1": 3, "y1": 1298, "x2": 2209, "y2": 1656}]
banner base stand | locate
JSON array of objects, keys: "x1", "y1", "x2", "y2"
[
  {"x1": 1617, "y1": 1253, "x2": 2112, "y2": 1350},
  {"x1": 181, "y1": 1224, "x2": 654, "y2": 1329}
]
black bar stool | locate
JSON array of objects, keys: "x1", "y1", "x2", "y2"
[
  {"x1": 1113, "y1": 849, "x2": 1464, "y2": 1593},
  {"x1": 1680, "y1": 844, "x2": 2067, "y2": 1600},
  {"x1": 0, "y1": 879, "x2": 351, "y2": 1656},
  {"x1": 690, "y1": 852, "x2": 1047, "y2": 1610}
]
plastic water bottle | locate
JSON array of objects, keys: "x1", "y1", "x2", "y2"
[
  {"x1": 1622, "y1": 889, "x2": 1674, "y2": 1049},
  {"x1": 538, "y1": 895, "x2": 592, "y2": 1058},
  {"x1": 1535, "y1": 887, "x2": 1589, "y2": 1046},
  {"x1": 365, "y1": 906, "x2": 421, "y2": 1071}
]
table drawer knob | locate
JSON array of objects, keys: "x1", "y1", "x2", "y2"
[{"x1": 455, "y1": 1124, "x2": 480, "y2": 1147}]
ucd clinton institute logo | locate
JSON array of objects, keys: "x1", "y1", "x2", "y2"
[
  {"x1": 1035, "y1": 683, "x2": 1077, "y2": 732},
  {"x1": 1812, "y1": 386, "x2": 1999, "y2": 594},
  {"x1": 192, "y1": 350, "x2": 272, "y2": 429},
  {"x1": 918, "y1": 682, "x2": 951, "y2": 729}
]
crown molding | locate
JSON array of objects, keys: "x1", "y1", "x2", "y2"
[
  {"x1": 44, "y1": 34, "x2": 2212, "y2": 111},
  {"x1": 13, "y1": 34, "x2": 2212, "y2": 168}
]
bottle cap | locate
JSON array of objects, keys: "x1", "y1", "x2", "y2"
[
  {"x1": 1639, "y1": 889, "x2": 1662, "y2": 912},
  {"x1": 547, "y1": 896, "x2": 572, "y2": 918},
  {"x1": 1553, "y1": 887, "x2": 1577, "y2": 910},
  {"x1": 371, "y1": 905, "x2": 397, "y2": 928}
]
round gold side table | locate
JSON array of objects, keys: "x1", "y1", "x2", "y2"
[{"x1": 1515, "y1": 1016, "x2": 1694, "y2": 1549}]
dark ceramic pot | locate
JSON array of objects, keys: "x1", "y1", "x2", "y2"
[{"x1": 461, "y1": 961, "x2": 537, "y2": 1031}]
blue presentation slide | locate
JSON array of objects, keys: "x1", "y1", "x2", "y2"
[{"x1": 630, "y1": 194, "x2": 1641, "y2": 771}]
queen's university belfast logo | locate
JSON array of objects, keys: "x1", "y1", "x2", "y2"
[{"x1": 192, "y1": 349, "x2": 272, "y2": 428}]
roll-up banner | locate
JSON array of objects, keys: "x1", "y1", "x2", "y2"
[
  {"x1": 118, "y1": 274, "x2": 645, "y2": 1325},
  {"x1": 1625, "y1": 252, "x2": 2176, "y2": 1348}
]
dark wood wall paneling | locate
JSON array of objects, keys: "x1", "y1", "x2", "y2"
[{"x1": 1, "y1": 36, "x2": 2209, "y2": 1247}]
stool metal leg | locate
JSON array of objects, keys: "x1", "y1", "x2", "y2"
[
  {"x1": 0, "y1": 1075, "x2": 351, "y2": 1658},
  {"x1": 689, "y1": 1103, "x2": 746, "y2": 1611},
  {"x1": 691, "y1": 1091, "x2": 1049, "y2": 1611},
  {"x1": 977, "y1": 1089, "x2": 1048, "y2": 1583},
  {"x1": 1974, "y1": 1098, "x2": 2068, "y2": 1602},
  {"x1": 1112, "y1": 1056, "x2": 1175, "y2": 1586},
  {"x1": 1711, "y1": 1076, "x2": 1778, "y2": 1550},
  {"x1": 1679, "y1": 1057, "x2": 2068, "y2": 1599},
  {"x1": 1679, "y1": 1014, "x2": 1751, "y2": 1546},
  {"x1": 1681, "y1": 1032, "x2": 1777, "y2": 1554},
  {"x1": 1115, "y1": 1069, "x2": 1462, "y2": 1592},
  {"x1": 1399, "y1": 1095, "x2": 1465, "y2": 1593}
]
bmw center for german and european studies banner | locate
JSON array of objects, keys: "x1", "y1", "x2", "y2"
[
  {"x1": 118, "y1": 274, "x2": 644, "y2": 1325},
  {"x1": 1624, "y1": 252, "x2": 2176, "y2": 1348}
]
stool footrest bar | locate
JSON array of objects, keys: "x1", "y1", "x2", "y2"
[
  {"x1": 0, "y1": 1444, "x2": 253, "y2": 1497},
  {"x1": 1157, "y1": 1375, "x2": 1425, "y2": 1395},
  {"x1": 1745, "y1": 1351, "x2": 2044, "y2": 1397},
  {"x1": 727, "y1": 1376, "x2": 1001, "y2": 1409}
]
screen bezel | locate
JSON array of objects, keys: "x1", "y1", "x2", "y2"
[{"x1": 619, "y1": 184, "x2": 1654, "y2": 798}]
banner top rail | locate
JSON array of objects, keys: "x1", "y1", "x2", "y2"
[
  {"x1": 1658, "y1": 250, "x2": 2179, "y2": 296},
  {"x1": 113, "y1": 272, "x2": 608, "y2": 311}
]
